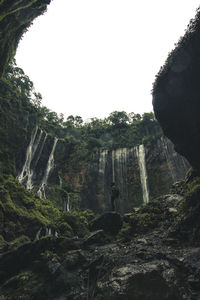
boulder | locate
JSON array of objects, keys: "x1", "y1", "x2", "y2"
[
  {"x1": 89, "y1": 212, "x2": 123, "y2": 235},
  {"x1": 98, "y1": 261, "x2": 181, "y2": 300},
  {"x1": 83, "y1": 230, "x2": 105, "y2": 246}
]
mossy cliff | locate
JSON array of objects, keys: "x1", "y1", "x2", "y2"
[
  {"x1": 0, "y1": 0, "x2": 52, "y2": 77},
  {"x1": 0, "y1": 61, "x2": 190, "y2": 215}
]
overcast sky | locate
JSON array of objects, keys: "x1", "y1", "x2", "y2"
[{"x1": 16, "y1": 0, "x2": 200, "y2": 121}]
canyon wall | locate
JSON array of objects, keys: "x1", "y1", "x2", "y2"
[{"x1": 15, "y1": 125, "x2": 190, "y2": 213}]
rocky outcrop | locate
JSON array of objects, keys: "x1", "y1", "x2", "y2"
[
  {"x1": 152, "y1": 8, "x2": 200, "y2": 171},
  {"x1": 1, "y1": 191, "x2": 200, "y2": 299},
  {"x1": 0, "y1": 0, "x2": 52, "y2": 77},
  {"x1": 89, "y1": 212, "x2": 123, "y2": 235}
]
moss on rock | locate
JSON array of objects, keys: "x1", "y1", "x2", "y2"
[{"x1": 0, "y1": 0, "x2": 52, "y2": 77}]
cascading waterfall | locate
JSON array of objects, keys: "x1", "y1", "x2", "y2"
[
  {"x1": 37, "y1": 137, "x2": 58, "y2": 199},
  {"x1": 160, "y1": 137, "x2": 190, "y2": 181},
  {"x1": 33, "y1": 132, "x2": 47, "y2": 168},
  {"x1": 112, "y1": 150, "x2": 115, "y2": 183},
  {"x1": 34, "y1": 227, "x2": 58, "y2": 241},
  {"x1": 17, "y1": 126, "x2": 44, "y2": 190},
  {"x1": 111, "y1": 148, "x2": 133, "y2": 212},
  {"x1": 136, "y1": 144, "x2": 149, "y2": 204},
  {"x1": 99, "y1": 150, "x2": 108, "y2": 189},
  {"x1": 97, "y1": 150, "x2": 109, "y2": 210},
  {"x1": 63, "y1": 194, "x2": 71, "y2": 212},
  {"x1": 97, "y1": 147, "x2": 139, "y2": 212},
  {"x1": 99, "y1": 150, "x2": 108, "y2": 176},
  {"x1": 59, "y1": 175, "x2": 63, "y2": 188},
  {"x1": 67, "y1": 194, "x2": 70, "y2": 212},
  {"x1": 34, "y1": 227, "x2": 42, "y2": 241}
]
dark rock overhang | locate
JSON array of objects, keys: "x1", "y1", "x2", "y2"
[
  {"x1": 152, "y1": 7, "x2": 200, "y2": 171},
  {"x1": 0, "y1": 0, "x2": 52, "y2": 78}
]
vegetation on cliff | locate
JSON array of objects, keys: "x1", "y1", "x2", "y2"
[{"x1": 0, "y1": 0, "x2": 52, "y2": 77}]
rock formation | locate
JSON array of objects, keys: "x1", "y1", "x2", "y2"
[
  {"x1": 0, "y1": 0, "x2": 52, "y2": 77},
  {"x1": 1, "y1": 193, "x2": 200, "y2": 299},
  {"x1": 153, "y1": 8, "x2": 200, "y2": 171}
]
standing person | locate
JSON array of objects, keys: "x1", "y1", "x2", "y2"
[{"x1": 111, "y1": 182, "x2": 119, "y2": 211}]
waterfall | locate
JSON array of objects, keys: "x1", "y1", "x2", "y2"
[
  {"x1": 17, "y1": 126, "x2": 44, "y2": 190},
  {"x1": 99, "y1": 150, "x2": 108, "y2": 175},
  {"x1": 97, "y1": 150, "x2": 109, "y2": 210},
  {"x1": 67, "y1": 194, "x2": 70, "y2": 212},
  {"x1": 97, "y1": 146, "x2": 150, "y2": 212},
  {"x1": 34, "y1": 227, "x2": 42, "y2": 241},
  {"x1": 110, "y1": 148, "x2": 130, "y2": 211},
  {"x1": 63, "y1": 194, "x2": 71, "y2": 212},
  {"x1": 136, "y1": 144, "x2": 149, "y2": 204},
  {"x1": 37, "y1": 137, "x2": 58, "y2": 199},
  {"x1": 99, "y1": 150, "x2": 108, "y2": 191},
  {"x1": 33, "y1": 132, "x2": 47, "y2": 168},
  {"x1": 112, "y1": 151, "x2": 115, "y2": 183},
  {"x1": 160, "y1": 137, "x2": 190, "y2": 182},
  {"x1": 46, "y1": 227, "x2": 52, "y2": 236},
  {"x1": 59, "y1": 175, "x2": 63, "y2": 188}
]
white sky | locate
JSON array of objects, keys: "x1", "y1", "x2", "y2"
[{"x1": 16, "y1": 0, "x2": 200, "y2": 121}]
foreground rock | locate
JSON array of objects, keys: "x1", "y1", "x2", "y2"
[
  {"x1": 89, "y1": 212, "x2": 123, "y2": 235},
  {"x1": 1, "y1": 192, "x2": 200, "y2": 299}
]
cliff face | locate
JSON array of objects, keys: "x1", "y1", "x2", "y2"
[
  {"x1": 152, "y1": 8, "x2": 200, "y2": 171},
  {"x1": 0, "y1": 83, "x2": 189, "y2": 214},
  {"x1": 47, "y1": 136, "x2": 189, "y2": 213},
  {"x1": 0, "y1": 0, "x2": 51, "y2": 77}
]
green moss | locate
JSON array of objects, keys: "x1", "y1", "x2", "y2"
[
  {"x1": 9, "y1": 235, "x2": 31, "y2": 251},
  {"x1": 1, "y1": 270, "x2": 44, "y2": 299},
  {"x1": 57, "y1": 222, "x2": 73, "y2": 237},
  {"x1": 117, "y1": 222, "x2": 132, "y2": 239},
  {"x1": 167, "y1": 174, "x2": 200, "y2": 244},
  {"x1": 0, "y1": 234, "x2": 6, "y2": 248},
  {"x1": 0, "y1": 174, "x2": 63, "y2": 245},
  {"x1": 2, "y1": 175, "x2": 60, "y2": 223},
  {"x1": 56, "y1": 210, "x2": 94, "y2": 238},
  {"x1": 119, "y1": 201, "x2": 164, "y2": 237}
]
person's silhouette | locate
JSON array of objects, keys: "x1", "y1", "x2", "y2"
[{"x1": 111, "y1": 182, "x2": 119, "y2": 211}]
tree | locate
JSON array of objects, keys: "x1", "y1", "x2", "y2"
[{"x1": 107, "y1": 111, "x2": 129, "y2": 128}]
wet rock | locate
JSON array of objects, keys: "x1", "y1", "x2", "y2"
[
  {"x1": 62, "y1": 250, "x2": 86, "y2": 270},
  {"x1": 152, "y1": 8, "x2": 200, "y2": 171},
  {"x1": 89, "y1": 212, "x2": 123, "y2": 235},
  {"x1": 98, "y1": 261, "x2": 181, "y2": 300},
  {"x1": 83, "y1": 230, "x2": 105, "y2": 246},
  {"x1": 184, "y1": 248, "x2": 200, "y2": 273},
  {"x1": 48, "y1": 259, "x2": 61, "y2": 275}
]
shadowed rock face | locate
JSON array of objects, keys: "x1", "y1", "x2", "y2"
[
  {"x1": 152, "y1": 8, "x2": 200, "y2": 171},
  {"x1": 0, "y1": 0, "x2": 52, "y2": 77}
]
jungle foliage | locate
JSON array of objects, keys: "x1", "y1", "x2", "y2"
[{"x1": 3, "y1": 60, "x2": 162, "y2": 156}]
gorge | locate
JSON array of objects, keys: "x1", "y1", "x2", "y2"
[
  {"x1": 1, "y1": 1, "x2": 200, "y2": 300},
  {"x1": 15, "y1": 121, "x2": 189, "y2": 214}
]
